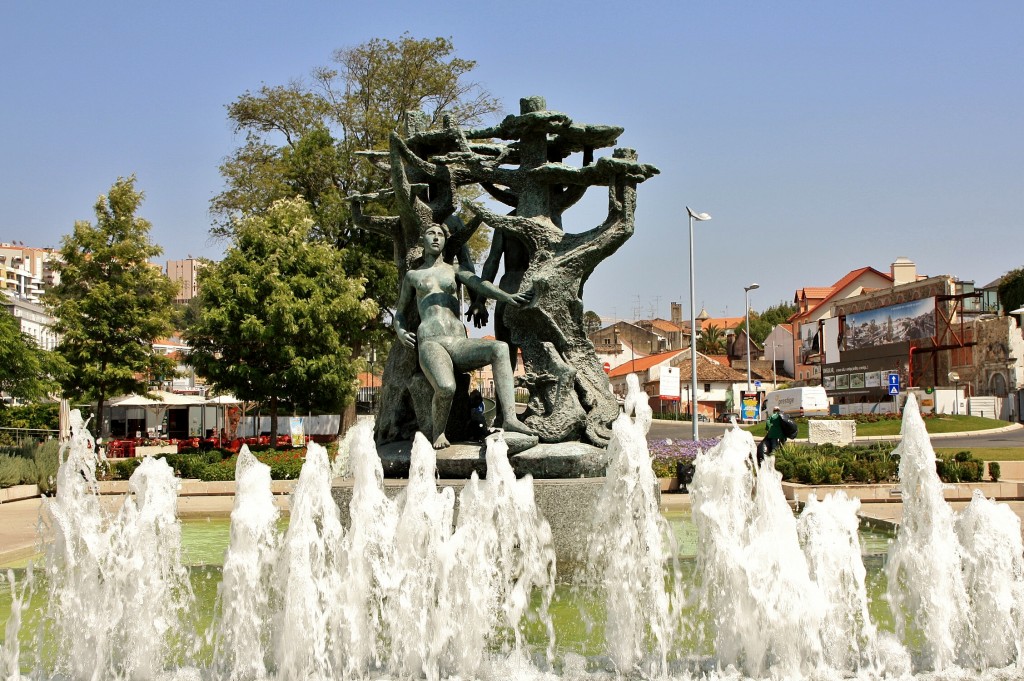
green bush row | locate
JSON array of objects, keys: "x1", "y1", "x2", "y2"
[
  {"x1": 0, "y1": 440, "x2": 61, "y2": 492},
  {"x1": 773, "y1": 442, "x2": 989, "y2": 485},
  {"x1": 104, "y1": 447, "x2": 317, "y2": 482}
]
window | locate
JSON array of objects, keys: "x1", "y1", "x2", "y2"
[{"x1": 704, "y1": 383, "x2": 711, "y2": 392}]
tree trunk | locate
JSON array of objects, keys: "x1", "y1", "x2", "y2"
[
  {"x1": 95, "y1": 393, "x2": 106, "y2": 445},
  {"x1": 339, "y1": 401, "x2": 357, "y2": 437},
  {"x1": 269, "y1": 396, "x2": 278, "y2": 448}
]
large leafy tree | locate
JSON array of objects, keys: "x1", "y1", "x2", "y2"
[
  {"x1": 185, "y1": 198, "x2": 377, "y2": 445},
  {"x1": 998, "y1": 267, "x2": 1024, "y2": 315},
  {"x1": 736, "y1": 301, "x2": 798, "y2": 345},
  {"x1": 0, "y1": 308, "x2": 62, "y2": 401},
  {"x1": 210, "y1": 35, "x2": 501, "y2": 342},
  {"x1": 45, "y1": 176, "x2": 177, "y2": 436}
]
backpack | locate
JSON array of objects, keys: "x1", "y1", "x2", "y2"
[{"x1": 780, "y1": 414, "x2": 798, "y2": 439}]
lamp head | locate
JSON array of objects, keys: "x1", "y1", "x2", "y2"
[
  {"x1": 745, "y1": 283, "x2": 760, "y2": 292},
  {"x1": 686, "y1": 207, "x2": 711, "y2": 221}
]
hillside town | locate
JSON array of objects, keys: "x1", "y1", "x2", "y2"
[{"x1": 5, "y1": 239, "x2": 1022, "y2": 431}]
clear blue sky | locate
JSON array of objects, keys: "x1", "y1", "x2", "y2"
[{"x1": 2, "y1": 1, "x2": 1021, "y2": 324}]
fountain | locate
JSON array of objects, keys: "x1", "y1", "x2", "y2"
[{"x1": 5, "y1": 387, "x2": 1024, "y2": 679}]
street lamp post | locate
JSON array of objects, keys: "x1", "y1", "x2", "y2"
[
  {"x1": 744, "y1": 283, "x2": 760, "y2": 392},
  {"x1": 687, "y1": 207, "x2": 711, "y2": 440},
  {"x1": 771, "y1": 341, "x2": 777, "y2": 389},
  {"x1": 743, "y1": 283, "x2": 759, "y2": 422}
]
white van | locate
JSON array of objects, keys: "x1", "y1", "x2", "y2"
[{"x1": 762, "y1": 387, "x2": 830, "y2": 419}]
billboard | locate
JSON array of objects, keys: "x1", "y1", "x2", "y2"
[
  {"x1": 741, "y1": 391, "x2": 761, "y2": 421},
  {"x1": 844, "y1": 298, "x2": 935, "y2": 350},
  {"x1": 659, "y1": 366, "x2": 680, "y2": 400}
]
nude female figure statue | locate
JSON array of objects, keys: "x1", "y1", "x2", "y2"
[{"x1": 394, "y1": 223, "x2": 535, "y2": 449}]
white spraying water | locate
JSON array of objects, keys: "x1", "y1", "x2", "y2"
[
  {"x1": 42, "y1": 409, "x2": 194, "y2": 681},
  {"x1": 2, "y1": 567, "x2": 32, "y2": 681},
  {"x1": 887, "y1": 393, "x2": 1024, "y2": 673},
  {"x1": 275, "y1": 441, "x2": 347, "y2": 681},
  {"x1": 211, "y1": 445, "x2": 282, "y2": 680},
  {"x1": 956, "y1": 490, "x2": 1024, "y2": 669},
  {"x1": 887, "y1": 394, "x2": 971, "y2": 671},
  {"x1": 584, "y1": 373, "x2": 683, "y2": 676},
  {"x1": 798, "y1": 491, "x2": 894, "y2": 674},
  {"x1": 689, "y1": 421, "x2": 892, "y2": 678},
  {"x1": 14, "y1": 395, "x2": 1024, "y2": 680}
]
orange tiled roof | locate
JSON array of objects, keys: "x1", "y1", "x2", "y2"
[
  {"x1": 646, "y1": 318, "x2": 683, "y2": 333},
  {"x1": 607, "y1": 349, "x2": 686, "y2": 377},
  {"x1": 700, "y1": 316, "x2": 744, "y2": 330},
  {"x1": 792, "y1": 267, "x2": 893, "y2": 322}
]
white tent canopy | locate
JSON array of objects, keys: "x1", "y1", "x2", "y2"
[
  {"x1": 205, "y1": 394, "x2": 241, "y2": 405},
  {"x1": 109, "y1": 391, "x2": 206, "y2": 406}
]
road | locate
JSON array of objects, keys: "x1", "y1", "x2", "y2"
[{"x1": 645, "y1": 418, "x2": 1024, "y2": 448}]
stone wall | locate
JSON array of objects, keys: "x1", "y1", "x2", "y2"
[
  {"x1": 972, "y1": 316, "x2": 1024, "y2": 400},
  {"x1": 808, "y1": 419, "x2": 856, "y2": 445}
]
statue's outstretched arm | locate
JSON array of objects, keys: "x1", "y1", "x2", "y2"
[{"x1": 456, "y1": 267, "x2": 532, "y2": 308}]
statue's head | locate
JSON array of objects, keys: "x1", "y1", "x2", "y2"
[{"x1": 421, "y1": 223, "x2": 448, "y2": 256}]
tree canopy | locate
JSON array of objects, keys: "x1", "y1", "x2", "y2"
[
  {"x1": 185, "y1": 197, "x2": 377, "y2": 444},
  {"x1": 44, "y1": 176, "x2": 177, "y2": 434},
  {"x1": 736, "y1": 301, "x2": 798, "y2": 345},
  {"x1": 0, "y1": 308, "x2": 62, "y2": 402},
  {"x1": 697, "y1": 323, "x2": 726, "y2": 354},
  {"x1": 998, "y1": 267, "x2": 1024, "y2": 315},
  {"x1": 210, "y1": 34, "x2": 501, "y2": 353}
]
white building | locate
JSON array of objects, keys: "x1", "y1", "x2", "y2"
[{"x1": 2, "y1": 293, "x2": 58, "y2": 350}]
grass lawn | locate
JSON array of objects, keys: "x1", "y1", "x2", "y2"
[
  {"x1": 747, "y1": 414, "x2": 1007, "y2": 439},
  {"x1": 935, "y1": 447, "x2": 1024, "y2": 462}
]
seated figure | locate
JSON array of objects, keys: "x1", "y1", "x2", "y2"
[{"x1": 394, "y1": 223, "x2": 534, "y2": 449}]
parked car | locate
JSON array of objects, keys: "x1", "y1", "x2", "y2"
[{"x1": 717, "y1": 412, "x2": 739, "y2": 423}]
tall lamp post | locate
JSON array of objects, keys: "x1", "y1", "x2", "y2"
[
  {"x1": 687, "y1": 207, "x2": 711, "y2": 440},
  {"x1": 744, "y1": 283, "x2": 760, "y2": 420}
]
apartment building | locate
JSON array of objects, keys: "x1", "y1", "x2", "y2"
[
  {"x1": 0, "y1": 242, "x2": 60, "y2": 304},
  {"x1": 166, "y1": 258, "x2": 203, "y2": 304}
]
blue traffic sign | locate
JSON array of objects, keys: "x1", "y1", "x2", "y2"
[
  {"x1": 888, "y1": 385, "x2": 900, "y2": 396},
  {"x1": 888, "y1": 373, "x2": 900, "y2": 387}
]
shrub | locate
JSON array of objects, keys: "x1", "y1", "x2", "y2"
[
  {"x1": 935, "y1": 451, "x2": 985, "y2": 484},
  {"x1": 33, "y1": 440, "x2": 61, "y2": 493},
  {"x1": 0, "y1": 454, "x2": 37, "y2": 488},
  {"x1": 989, "y1": 461, "x2": 1001, "y2": 482},
  {"x1": 109, "y1": 458, "x2": 144, "y2": 481}
]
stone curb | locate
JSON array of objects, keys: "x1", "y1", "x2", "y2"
[
  {"x1": 853, "y1": 422, "x2": 1023, "y2": 442},
  {"x1": 0, "y1": 484, "x2": 40, "y2": 504}
]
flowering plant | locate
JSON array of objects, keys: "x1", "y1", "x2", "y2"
[{"x1": 647, "y1": 438, "x2": 719, "y2": 478}]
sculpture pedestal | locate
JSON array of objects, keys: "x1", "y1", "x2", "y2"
[
  {"x1": 374, "y1": 436, "x2": 607, "y2": 479},
  {"x1": 331, "y1": 475, "x2": 609, "y2": 571}
]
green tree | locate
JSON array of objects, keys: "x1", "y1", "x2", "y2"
[
  {"x1": 697, "y1": 323, "x2": 726, "y2": 354},
  {"x1": 0, "y1": 308, "x2": 62, "y2": 401},
  {"x1": 583, "y1": 310, "x2": 603, "y2": 336},
  {"x1": 210, "y1": 35, "x2": 501, "y2": 347},
  {"x1": 736, "y1": 301, "x2": 797, "y2": 345},
  {"x1": 45, "y1": 177, "x2": 177, "y2": 436},
  {"x1": 998, "y1": 267, "x2": 1024, "y2": 315},
  {"x1": 185, "y1": 198, "x2": 377, "y2": 446}
]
